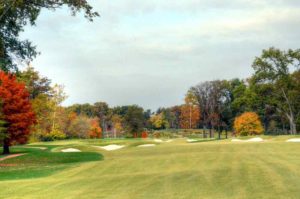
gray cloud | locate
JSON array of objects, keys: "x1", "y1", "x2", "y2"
[{"x1": 20, "y1": 0, "x2": 300, "y2": 110}]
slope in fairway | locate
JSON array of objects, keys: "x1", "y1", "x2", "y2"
[{"x1": 1, "y1": 139, "x2": 300, "y2": 199}]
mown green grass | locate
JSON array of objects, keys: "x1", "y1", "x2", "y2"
[
  {"x1": 1, "y1": 137, "x2": 300, "y2": 199},
  {"x1": 0, "y1": 145, "x2": 103, "y2": 180}
]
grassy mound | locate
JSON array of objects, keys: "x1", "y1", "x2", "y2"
[{"x1": 0, "y1": 145, "x2": 103, "y2": 180}]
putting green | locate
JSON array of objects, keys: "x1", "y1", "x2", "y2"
[{"x1": 1, "y1": 138, "x2": 300, "y2": 199}]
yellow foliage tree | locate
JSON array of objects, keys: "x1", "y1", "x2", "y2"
[
  {"x1": 234, "y1": 112, "x2": 264, "y2": 136},
  {"x1": 150, "y1": 113, "x2": 169, "y2": 129}
]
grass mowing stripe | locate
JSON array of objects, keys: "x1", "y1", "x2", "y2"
[{"x1": 1, "y1": 137, "x2": 300, "y2": 198}]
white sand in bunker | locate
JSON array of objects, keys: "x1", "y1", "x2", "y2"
[
  {"x1": 97, "y1": 145, "x2": 125, "y2": 151},
  {"x1": 286, "y1": 138, "x2": 300, "y2": 142},
  {"x1": 231, "y1": 137, "x2": 264, "y2": 142},
  {"x1": 137, "y1": 144, "x2": 156, "y2": 147},
  {"x1": 231, "y1": 139, "x2": 242, "y2": 142},
  {"x1": 186, "y1": 139, "x2": 197, "y2": 143},
  {"x1": 61, "y1": 148, "x2": 81, "y2": 152},
  {"x1": 153, "y1": 139, "x2": 173, "y2": 143}
]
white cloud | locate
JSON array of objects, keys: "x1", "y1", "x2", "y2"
[{"x1": 19, "y1": 0, "x2": 300, "y2": 110}]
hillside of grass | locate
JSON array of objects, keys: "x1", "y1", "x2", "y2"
[{"x1": 1, "y1": 136, "x2": 300, "y2": 198}]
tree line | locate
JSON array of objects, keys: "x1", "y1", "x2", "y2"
[
  {"x1": 1, "y1": 47, "x2": 300, "y2": 154},
  {"x1": 153, "y1": 48, "x2": 300, "y2": 135},
  {"x1": 0, "y1": 0, "x2": 299, "y2": 154}
]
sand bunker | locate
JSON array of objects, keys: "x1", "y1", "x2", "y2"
[
  {"x1": 153, "y1": 139, "x2": 173, "y2": 143},
  {"x1": 231, "y1": 139, "x2": 242, "y2": 142},
  {"x1": 61, "y1": 148, "x2": 81, "y2": 152},
  {"x1": 98, "y1": 144, "x2": 125, "y2": 151},
  {"x1": 137, "y1": 144, "x2": 156, "y2": 147},
  {"x1": 231, "y1": 137, "x2": 264, "y2": 142},
  {"x1": 186, "y1": 139, "x2": 197, "y2": 143},
  {"x1": 286, "y1": 138, "x2": 300, "y2": 143}
]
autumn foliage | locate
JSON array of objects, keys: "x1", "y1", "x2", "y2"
[
  {"x1": 141, "y1": 131, "x2": 148, "y2": 138},
  {"x1": 0, "y1": 71, "x2": 36, "y2": 153},
  {"x1": 89, "y1": 118, "x2": 102, "y2": 138},
  {"x1": 234, "y1": 112, "x2": 264, "y2": 136},
  {"x1": 179, "y1": 105, "x2": 200, "y2": 129}
]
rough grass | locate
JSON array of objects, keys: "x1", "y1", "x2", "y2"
[
  {"x1": 1, "y1": 137, "x2": 300, "y2": 198},
  {"x1": 0, "y1": 145, "x2": 103, "y2": 180}
]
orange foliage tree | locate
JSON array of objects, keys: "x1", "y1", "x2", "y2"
[
  {"x1": 89, "y1": 118, "x2": 102, "y2": 138},
  {"x1": 141, "y1": 131, "x2": 148, "y2": 138},
  {"x1": 234, "y1": 112, "x2": 264, "y2": 136},
  {"x1": 0, "y1": 71, "x2": 36, "y2": 154},
  {"x1": 179, "y1": 105, "x2": 200, "y2": 129}
]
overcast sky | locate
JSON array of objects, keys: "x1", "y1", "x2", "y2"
[{"x1": 20, "y1": 0, "x2": 300, "y2": 111}]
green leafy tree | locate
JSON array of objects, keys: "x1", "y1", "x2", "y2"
[
  {"x1": 0, "y1": 0, "x2": 99, "y2": 71},
  {"x1": 123, "y1": 105, "x2": 145, "y2": 137},
  {"x1": 251, "y1": 47, "x2": 300, "y2": 134},
  {"x1": 17, "y1": 66, "x2": 52, "y2": 99}
]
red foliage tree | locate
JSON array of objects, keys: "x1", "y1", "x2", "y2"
[
  {"x1": 89, "y1": 118, "x2": 102, "y2": 138},
  {"x1": 141, "y1": 131, "x2": 148, "y2": 138},
  {"x1": 0, "y1": 71, "x2": 36, "y2": 154}
]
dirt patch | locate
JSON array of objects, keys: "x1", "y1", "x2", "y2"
[
  {"x1": 0, "y1": 153, "x2": 25, "y2": 162},
  {"x1": 0, "y1": 163, "x2": 17, "y2": 167}
]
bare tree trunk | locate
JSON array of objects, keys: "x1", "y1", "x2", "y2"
[
  {"x1": 189, "y1": 105, "x2": 192, "y2": 129},
  {"x1": 281, "y1": 88, "x2": 297, "y2": 135},
  {"x1": 52, "y1": 109, "x2": 56, "y2": 131},
  {"x1": 289, "y1": 116, "x2": 297, "y2": 135},
  {"x1": 3, "y1": 139, "x2": 9, "y2": 154}
]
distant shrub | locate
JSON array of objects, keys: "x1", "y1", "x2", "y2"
[
  {"x1": 124, "y1": 133, "x2": 134, "y2": 138},
  {"x1": 141, "y1": 131, "x2": 148, "y2": 138},
  {"x1": 152, "y1": 131, "x2": 161, "y2": 138},
  {"x1": 42, "y1": 129, "x2": 66, "y2": 141},
  {"x1": 234, "y1": 112, "x2": 264, "y2": 136},
  {"x1": 151, "y1": 131, "x2": 174, "y2": 138}
]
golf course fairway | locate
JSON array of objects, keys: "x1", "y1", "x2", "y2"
[{"x1": 1, "y1": 138, "x2": 300, "y2": 199}]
